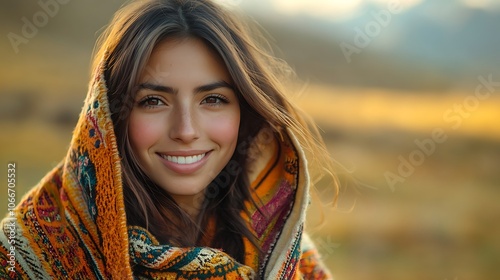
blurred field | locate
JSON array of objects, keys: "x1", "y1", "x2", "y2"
[
  {"x1": 297, "y1": 86, "x2": 500, "y2": 279},
  {"x1": 1, "y1": 85, "x2": 499, "y2": 279},
  {"x1": 1, "y1": 1, "x2": 500, "y2": 279}
]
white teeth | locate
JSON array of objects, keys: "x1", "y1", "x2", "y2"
[{"x1": 163, "y1": 153, "x2": 205, "y2": 165}]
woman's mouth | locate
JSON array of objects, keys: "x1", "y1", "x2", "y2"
[
  {"x1": 159, "y1": 153, "x2": 206, "y2": 165},
  {"x1": 156, "y1": 151, "x2": 212, "y2": 174}
]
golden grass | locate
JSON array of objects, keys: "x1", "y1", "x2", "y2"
[{"x1": 294, "y1": 84, "x2": 500, "y2": 141}]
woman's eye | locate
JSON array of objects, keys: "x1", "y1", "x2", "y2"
[
  {"x1": 138, "y1": 96, "x2": 164, "y2": 108},
  {"x1": 202, "y1": 95, "x2": 228, "y2": 105}
]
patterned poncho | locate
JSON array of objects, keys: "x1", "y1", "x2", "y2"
[{"x1": 0, "y1": 64, "x2": 332, "y2": 279}]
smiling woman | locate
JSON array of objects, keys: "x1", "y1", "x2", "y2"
[
  {"x1": 128, "y1": 38, "x2": 241, "y2": 219},
  {"x1": 0, "y1": 0, "x2": 334, "y2": 279}
]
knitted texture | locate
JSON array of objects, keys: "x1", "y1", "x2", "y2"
[{"x1": 0, "y1": 63, "x2": 332, "y2": 279}]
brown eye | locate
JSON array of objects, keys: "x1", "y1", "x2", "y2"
[
  {"x1": 138, "y1": 96, "x2": 165, "y2": 108},
  {"x1": 146, "y1": 98, "x2": 160, "y2": 106},
  {"x1": 201, "y1": 94, "x2": 229, "y2": 106},
  {"x1": 205, "y1": 97, "x2": 218, "y2": 104}
]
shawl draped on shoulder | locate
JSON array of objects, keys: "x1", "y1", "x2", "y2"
[{"x1": 0, "y1": 63, "x2": 332, "y2": 279}]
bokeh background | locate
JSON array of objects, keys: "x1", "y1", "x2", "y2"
[{"x1": 1, "y1": 0, "x2": 499, "y2": 279}]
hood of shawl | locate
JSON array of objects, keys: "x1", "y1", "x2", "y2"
[
  {"x1": 61, "y1": 65, "x2": 132, "y2": 277},
  {"x1": 60, "y1": 63, "x2": 311, "y2": 278}
]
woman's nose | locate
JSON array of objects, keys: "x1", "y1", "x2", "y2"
[{"x1": 169, "y1": 106, "x2": 199, "y2": 143}]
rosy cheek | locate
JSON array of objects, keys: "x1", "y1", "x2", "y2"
[
  {"x1": 128, "y1": 112, "x2": 163, "y2": 153},
  {"x1": 204, "y1": 112, "x2": 240, "y2": 147}
]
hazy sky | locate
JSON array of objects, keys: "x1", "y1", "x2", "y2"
[{"x1": 219, "y1": 0, "x2": 500, "y2": 21}]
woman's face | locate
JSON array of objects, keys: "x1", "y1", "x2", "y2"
[{"x1": 128, "y1": 38, "x2": 240, "y2": 208}]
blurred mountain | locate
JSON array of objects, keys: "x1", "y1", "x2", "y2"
[
  {"x1": 1, "y1": 0, "x2": 499, "y2": 93},
  {"x1": 250, "y1": 0, "x2": 500, "y2": 91},
  {"x1": 381, "y1": 1, "x2": 500, "y2": 69}
]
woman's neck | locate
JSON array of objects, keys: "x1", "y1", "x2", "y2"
[{"x1": 171, "y1": 192, "x2": 205, "y2": 219}]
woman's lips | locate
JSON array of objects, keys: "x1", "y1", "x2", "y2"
[
  {"x1": 156, "y1": 151, "x2": 212, "y2": 174},
  {"x1": 159, "y1": 153, "x2": 206, "y2": 165}
]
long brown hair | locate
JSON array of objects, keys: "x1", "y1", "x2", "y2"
[{"x1": 92, "y1": 0, "x2": 335, "y2": 264}]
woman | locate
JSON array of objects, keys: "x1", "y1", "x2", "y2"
[{"x1": 0, "y1": 0, "x2": 334, "y2": 278}]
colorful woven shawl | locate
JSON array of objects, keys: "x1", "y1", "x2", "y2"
[{"x1": 0, "y1": 64, "x2": 332, "y2": 279}]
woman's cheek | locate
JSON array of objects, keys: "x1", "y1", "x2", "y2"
[
  {"x1": 206, "y1": 112, "x2": 240, "y2": 145},
  {"x1": 129, "y1": 112, "x2": 163, "y2": 151}
]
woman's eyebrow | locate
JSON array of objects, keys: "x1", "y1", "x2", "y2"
[
  {"x1": 138, "y1": 80, "x2": 234, "y2": 95},
  {"x1": 194, "y1": 80, "x2": 234, "y2": 93},
  {"x1": 138, "y1": 83, "x2": 177, "y2": 94}
]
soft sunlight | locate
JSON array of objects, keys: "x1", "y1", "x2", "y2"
[
  {"x1": 461, "y1": 0, "x2": 499, "y2": 10},
  {"x1": 271, "y1": 0, "x2": 364, "y2": 20},
  {"x1": 269, "y1": 0, "x2": 425, "y2": 20}
]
